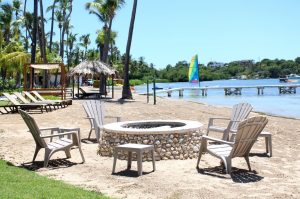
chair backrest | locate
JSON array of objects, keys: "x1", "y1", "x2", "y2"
[
  {"x1": 2, "y1": 93, "x2": 21, "y2": 105},
  {"x1": 230, "y1": 103, "x2": 253, "y2": 130},
  {"x1": 23, "y1": 91, "x2": 39, "y2": 103},
  {"x1": 83, "y1": 100, "x2": 105, "y2": 128},
  {"x1": 230, "y1": 116, "x2": 268, "y2": 158},
  {"x1": 14, "y1": 92, "x2": 31, "y2": 104},
  {"x1": 32, "y1": 91, "x2": 46, "y2": 101},
  {"x1": 18, "y1": 109, "x2": 47, "y2": 148},
  {"x1": 79, "y1": 87, "x2": 87, "y2": 94}
]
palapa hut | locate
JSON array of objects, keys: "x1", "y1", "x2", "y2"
[{"x1": 68, "y1": 60, "x2": 116, "y2": 98}]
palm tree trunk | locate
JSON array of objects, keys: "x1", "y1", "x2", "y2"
[
  {"x1": 30, "y1": 0, "x2": 38, "y2": 88},
  {"x1": 49, "y1": 0, "x2": 57, "y2": 52},
  {"x1": 122, "y1": 0, "x2": 138, "y2": 99},
  {"x1": 102, "y1": 17, "x2": 113, "y2": 63}
]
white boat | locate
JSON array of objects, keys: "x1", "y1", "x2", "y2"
[
  {"x1": 280, "y1": 74, "x2": 300, "y2": 83},
  {"x1": 287, "y1": 74, "x2": 300, "y2": 79}
]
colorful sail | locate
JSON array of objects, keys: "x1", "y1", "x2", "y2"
[{"x1": 188, "y1": 55, "x2": 199, "y2": 83}]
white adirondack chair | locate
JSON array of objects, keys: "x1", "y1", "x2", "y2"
[
  {"x1": 19, "y1": 110, "x2": 85, "y2": 167},
  {"x1": 83, "y1": 100, "x2": 120, "y2": 142},
  {"x1": 207, "y1": 102, "x2": 253, "y2": 140},
  {"x1": 197, "y1": 116, "x2": 268, "y2": 174}
]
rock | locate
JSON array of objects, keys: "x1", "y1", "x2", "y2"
[{"x1": 143, "y1": 140, "x2": 149, "y2": 144}]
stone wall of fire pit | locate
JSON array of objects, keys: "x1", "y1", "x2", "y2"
[{"x1": 98, "y1": 120, "x2": 203, "y2": 160}]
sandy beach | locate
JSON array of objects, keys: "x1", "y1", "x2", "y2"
[{"x1": 0, "y1": 91, "x2": 299, "y2": 199}]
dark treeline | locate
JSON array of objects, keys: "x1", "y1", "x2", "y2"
[{"x1": 128, "y1": 57, "x2": 300, "y2": 83}]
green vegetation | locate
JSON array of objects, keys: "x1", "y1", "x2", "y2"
[
  {"x1": 0, "y1": 160, "x2": 109, "y2": 199},
  {"x1": 127, "y1": 57, "x2": 300, "y2": 83}
]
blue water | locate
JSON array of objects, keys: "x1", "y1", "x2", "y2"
[{"x1": 135, "y1": 79, "x2": 300, "y2": 119}]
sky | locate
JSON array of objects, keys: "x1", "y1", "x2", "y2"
[{"x1": 18, "y1": 0, "x2": 300, "y2": 69}]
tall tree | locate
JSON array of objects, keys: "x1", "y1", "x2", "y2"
[
  {"x1": 85, "y1": 0, "x2": 124, "y2": 62},
  {"x1": 31, "y1": 0, "x2": 38, "y2": 64},
  {"x1": 58, "y1": 0, "x2": 73, "y2": 61},
  {"x1": 79, "y1": 34, "x2": 91, "y2": 60},
  {"x1": 122, "y1": 0, "x2": 137, "y2": 99},
  {"x1": 0, "y1": 3, "x2": 13, "y2": 81},
  {"x1": 47, "y1": 0, "x2": 59, "y2": 52}
]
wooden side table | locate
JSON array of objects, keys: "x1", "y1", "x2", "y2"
[{"x1": 112, "y1": 143, "x2": 156, "y2": 176}]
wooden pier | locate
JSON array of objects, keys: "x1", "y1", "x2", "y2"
[{"x1": 142, "y1": 84, "x2": 300, "y2": 97}]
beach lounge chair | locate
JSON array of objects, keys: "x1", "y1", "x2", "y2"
[
  {"x1": 32, "y1": 91, "x2": 72, "y2": 106},
  {"x1": 83, "y1": 100, "x2": 120, "y2": 142},
  {"x1": 23, "y1": 91, "x2": 63, "y2": 109},
  {"x1": 206, "y1": 102, "x2": 253, "y2": 140},
  {"x1": 14, "y1": 92, "x2": 53, "y2": 111},
  {"x1": 18, "y1": 109, "x2": 85, "y2": 167},
  {"x1": 197, "y1": 116, "x2": 268, "y2": 175},
  {"x1": 76, "y1": 87, "x2": 101, "y2": 99},
  {"x1": 2, "y1": 93, "x2": 48, "y2": 113}
]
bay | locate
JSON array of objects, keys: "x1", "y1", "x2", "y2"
[{"x1": 135, "y1": 79, "x2": 300, "y2": 119}]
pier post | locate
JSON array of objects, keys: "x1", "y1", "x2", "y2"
[
  {"x1": 146, "y1": 80, "x2": 149, "y2": 103},
  {"x1": 153, "y1": 79, "x2": 156, "y2": 105},
  {"x1": 167, "y1": 91, "x2": 172, "y2": 97},
  {"x1": 257, "y1": 87, "x2": 264, "y2": 95},
  {"x1": 201, "y1": 89, "x2": 207, "y2": 96},
  {"x1": 179, "y1": 89, "x2": 183, "y2": 97}
]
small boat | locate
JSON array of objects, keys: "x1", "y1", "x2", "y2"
[
  {"x1": 287, "y1": 74, "x2": 300, "y2": 80},
  {"x1": 152, "y1": 87, "x2": 163, "y2": 90},
  {"x1": 279, "y1": 74, "x2": 300, "y2": 83}
]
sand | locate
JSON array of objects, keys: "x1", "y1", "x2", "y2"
[{"x1": 0, "y1": 91, "x2": 299, "y2": 199}]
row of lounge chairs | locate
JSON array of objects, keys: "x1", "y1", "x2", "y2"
[{"x1": 0, "y1": 91, "x2": 72, "y2": 114}]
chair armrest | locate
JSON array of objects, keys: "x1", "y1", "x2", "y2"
[
  {"x1": 41, "y1": 131, "x2": 77, "y2": 139},
  {"x1": 202, "y1": 135, "x2": 234, "y2": 146},
  {"x1": 209, "y1": 117, "x2": 230, "y2": 121},
  {"x1": 105, "y1": 116, "x2": 121, "y2": 122},
  {"x1": 39, "y1": 127, "x2": 60, "y2": 132}
]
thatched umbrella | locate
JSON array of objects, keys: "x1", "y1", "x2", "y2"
[
  {"x1": 69, "y1": 60, "x2": 116, "y2": 98},
  {"x1": 69, "y1": 60, "x2": 116, "y2": 76}
]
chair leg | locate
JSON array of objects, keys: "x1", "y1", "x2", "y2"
[
  {"x1": 95, "y1": 128, "x2": 100, "y2": 142},
  {"x1": 78, "y1": 146, "x2": 85, "y2": 163},
  {"x1": 112, "y1": 149, "x2": 118, "y2": 174},
  {"x1": 268, "y1": 135, "x2": 272, "y2": 157},
  {"x1": 127, "y1": 151, "x2": 132, "y2": 170},
  {"x1": 244, "y1": 156, "x2": 251, "y2": 171},
  {"x1": 222, "y1": 157, "x2": 232, "y2": 174},
  {"x1": 137, "y1": 151, "x2": 143, "y2": 176},
  {"x1": 152, "y1": 150, "x2": 156, "y2": 171},
  {"x1": 265, "y1": 137, "x2": 269, "y2": 154},
  {"x1": 65, "y1": 148, "x2": 71, "y2": 158},
  {"x1": 32, "y1": 146, "x2": 41, "y2": 162},
  {"x1": 196, "y1": 139, "x2": 206, "y2": 168},
  {"x1": 44, "y1": 149, "x2": 53, "y2": 167},
  {"x1": 88, "y1": 129, "x2": 93, "y2": 140}
]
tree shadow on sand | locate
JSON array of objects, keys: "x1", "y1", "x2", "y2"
[
  {"x1": 21, "y1": 158, "x2": 82, "y2": 171},
  {"x1": 197, "y1": 166, "x2": 264, "y2": 183}
]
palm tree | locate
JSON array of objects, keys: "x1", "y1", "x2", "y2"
[
  {"x1": 58, "y1": 0, "x2": 73, "y2": 61},
  {"x1": 86, "y1": 0, "x2": 124, "y2": 63},
  {"x1": 0, "y1": 3, "x2": 13, "y2": 81},
  {"x1": 31, "y1": 0, "x2": 38, "y2": 63},
  {"x1": 0, "y1": 41, "x2": 30, "y2": 87},
  {"x1": 122, "y1": 0, "x2": 137, "y2": 99},
  {"x1": 80, "y1": 34, "x2": 91, "y2": 60},
  {"x1": 46, "y1": 0, "x2": 59, "y2": 52}
]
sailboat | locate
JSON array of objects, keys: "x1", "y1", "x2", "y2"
[{"x1": 188, "y1": 55, "x2": 200, "y2": 84}]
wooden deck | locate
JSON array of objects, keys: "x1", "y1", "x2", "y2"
[{"x1": 141, "y1": 84, "x2": 300, "y2": 97}]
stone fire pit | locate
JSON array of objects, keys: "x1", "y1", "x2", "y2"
[{"x1": 98, "y1": 120, "x2": 203, "y2": 160}]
